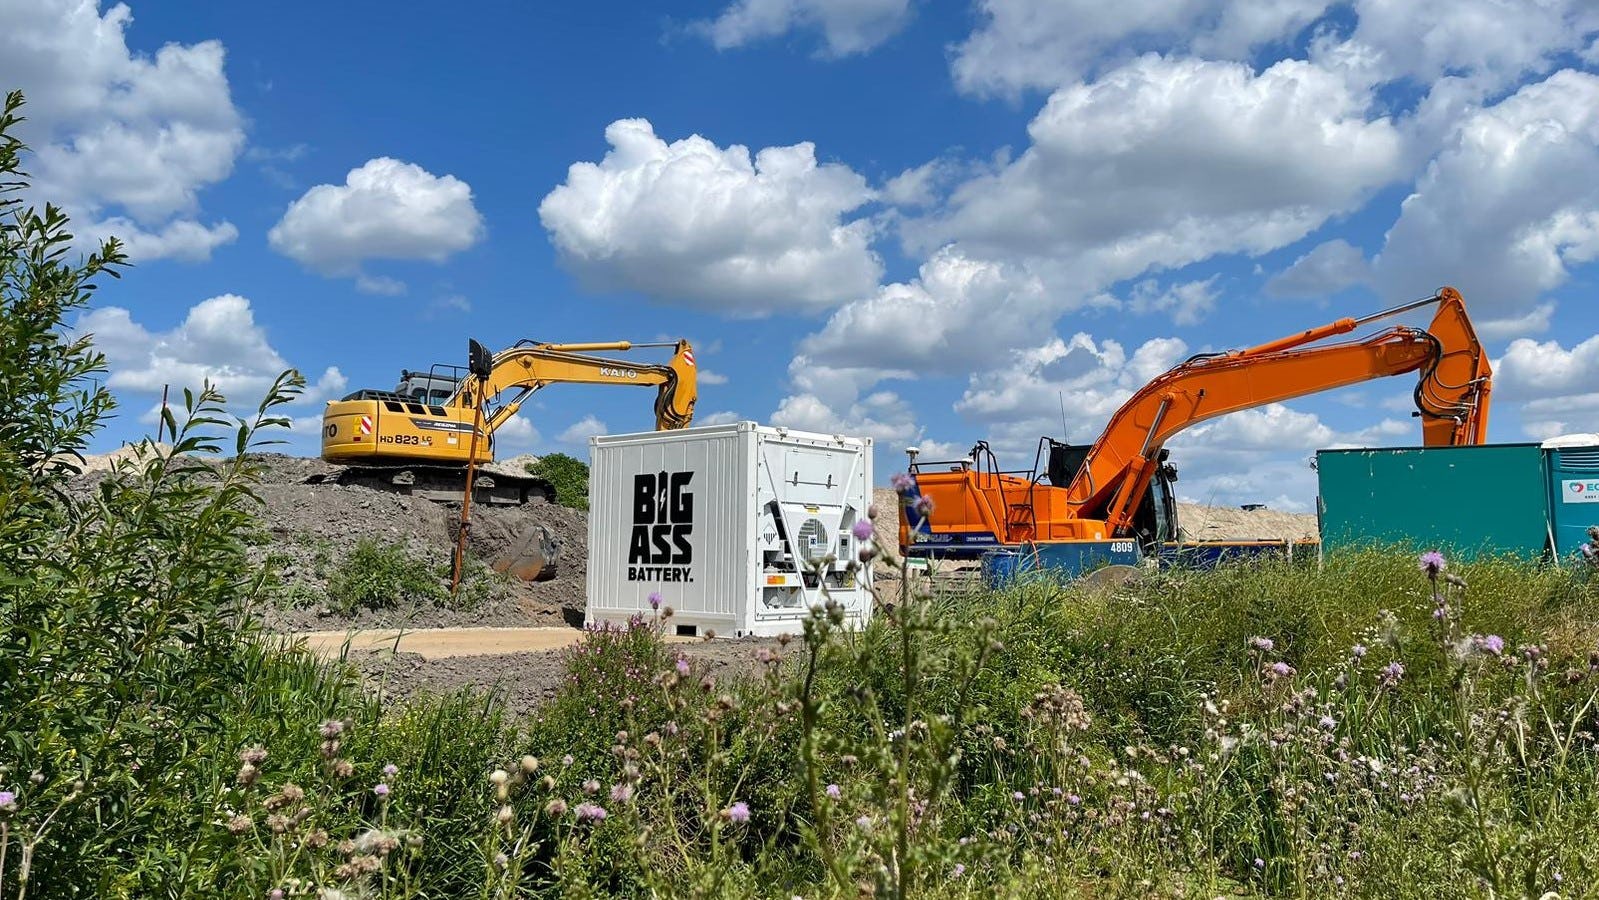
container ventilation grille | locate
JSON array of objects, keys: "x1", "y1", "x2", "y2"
[
  {"x1": 1560, "y1": 449, "x2": 1599, "y2": 471},
  {"x1": 796, "y1": 518, "x2": 830, "y2": 563}
]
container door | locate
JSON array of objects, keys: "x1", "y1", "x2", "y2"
[{"x1": 1550, "y1": 445, "x2": 1599, "y2": 560}]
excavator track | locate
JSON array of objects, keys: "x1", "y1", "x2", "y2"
[{"x1": 306, "y1": 464, "x2": 558, "y2": 507}]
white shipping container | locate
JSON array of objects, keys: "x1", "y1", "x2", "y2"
[{"x1": 585, "y1": 422, "x2": 873, "y2": 638}]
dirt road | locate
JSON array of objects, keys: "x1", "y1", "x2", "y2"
[{"x1": 285, "y1": 626, "x2": 604, "y2": 660}]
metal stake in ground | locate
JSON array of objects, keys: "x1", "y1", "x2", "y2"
[{"x1": 452, "y1": 340, "x2": 495, "y2": 595}]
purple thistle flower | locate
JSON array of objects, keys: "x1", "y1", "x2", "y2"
[
  {"x1": 1351, "y1": 643, "x2": 1367, "y2": 658},
  {"x1": 1418, "y1": 550, "x2": 1446, "y2": 577},
  {"x1": 1254, "y1": 857, "x2": 1265, "y2": 870},
  {"x1": 890, "y1": 473, "x2": 915, "y2": 494},
  {"x1": 1012, "y1": 791, "x2": 1025, "y2": 801},
  {"x1": 1067, "y1": 794, "x2": 1081, "y2": 805},
  {"x1": 575, "y1": 802, "x2": 607, "y2": 823},
  {"x1": 383, "y1": 764, "x2": 398, "y2": 777},
  {"x1": 373, "y1": 783, "x2": 390, "y2": 798},
  {"x1": 610, "y1": 783, "x2": 633, "y2": 804},
  {"x1": 1379, "y1": 661, "x2": 1405, "y2": 687},
  {"x1": 676, "y1": 657, "x2": 691, "y2": 676},
  {"x1": 726, "y1": 801, "x2": 750, "y2": 824},
  {"x1": 1319, "y1": 715, "x2": 1337, "y2": 730},
  {"x1": 851, "y1": 519, "x2": 874, "y2": 541},
  {"x1": 648, "y1": 591, "x2": 663, "y2": 610},
  {"x1": 1269, "y1": 661, "x2": 1294, "y2": 678},
  {"x1": 1249, "y1": 636, "x2": 1275, "y2": 652},
  {"x1": 825, "y1": 784, "x2": 841, "y2": 799},
  {"x1": 953, "y1": 864, "x2": 966, "y2": 877},
  {"x1": 0, "y1": 790, "x2": 15, "y2": 810},
  {"x1": 1475, "y1": 634, "x2": 1505, "y2": 656},
  {"x1": 912, "y1": 495, "x2": 935, "y2": 517}
]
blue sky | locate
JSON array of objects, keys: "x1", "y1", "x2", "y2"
[{"x1": 6, "y1": 0, "x2": 1599, "y2": 511}]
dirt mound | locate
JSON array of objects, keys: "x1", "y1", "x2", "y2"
[
  {"x1": 68, "y1": 452, "x2": 592, "y2": 632},
  {"x1": 76, "y1": 441, "x2": 175, "y2": 473},
  {"x1": 1176, "y1": 502, "x2": 1318, "y2": 542}
]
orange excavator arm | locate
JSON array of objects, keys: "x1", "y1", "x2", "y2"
[{"x1": 1069, "y1": 287, "x2": 1491, "y2": 536}]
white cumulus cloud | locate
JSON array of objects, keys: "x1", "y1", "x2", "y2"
[
  {"x1": 538, "y1": 118, "x2": 881, "y2": 315},
  {"x1": 0, "y1": 0, "x2": 243, "y2": 262},
  {"x1": 558, "y1": 415, "x2": 609, "y2": 446},
  {"x1": 269, "y1": 157, "x2": 485, "y2": 278},
  {"x1": 1371, "y1": 70, "x2": 1599, "y2": 318},
  {"x1": 910, "y1": 56, "x2": 1406, "y2": 290},
  {"x1": 697, "y1": 0, "x2": 912, "y2": 57},
  {"x1": 74, "y1": 294, "x2": 344, "y2": 408},
  {"x1": 951, "y1": 0, "x2": 1333, "y2": 97},
  {"x1": 1264, "y1": 239, "x2": 1371, "y2": 298}
]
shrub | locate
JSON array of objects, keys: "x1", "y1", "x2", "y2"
[
  {"x1": 326, "y1": 539, "x2": 448, "y2": 613},
  {"x1": 526, "y1": 452, "x2": 589, "y2": 510}
]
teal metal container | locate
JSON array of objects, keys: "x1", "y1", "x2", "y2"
[
  {"x1": 1316, "y1": 443, "x2": 1551, "y2": 560},
  {"x1": 1546, "y1": 438, "x2": 1599, "y2": 561}
]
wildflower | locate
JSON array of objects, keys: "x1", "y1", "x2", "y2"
[
  {"x1": 1066, "y1": 794, "x2": 1081, "y2": 806},
  {"x1": 319, "y1": 719, "x2": 345, "y2": 739},
  {"x1": 332, "y1": 760, "x2": 354, "y2": 778},
  {"x1": 610, "y1": 783, "x2": 633, "y2": 804},
  {"x1": 520, "y1": 755, "x2": 539, "y2": 774},
  {"x1": 1254, "y1": 858, "x2": 1265, "y2": 870},
  {"x1": 1351, "y1": 643, "x2": 1367, "y2": 658},
  {"x1": 675, "y1": 657, "x2": 691, "y2": 676},
  {"x1": 953, "y1": 864, "x2": 966, "y2": 877},
  {"x1": 851, "y1": 519, "x2": 874, "y2": 541},
  {"x1": 1379, "y1": 661, "x2": 1405, "y2": 687},
  {"x1": 856, "y1": 815, "x2": 873, "y2": 832},
  {"x1": 227, "y1": 814, "x2": 252, "y2": 835},
  {"x1": 583, "y1": 779, "x2": 601, "y2": 795},
  {"x1": 497, "y1": 805, "x2": 514, "y2": 824},
  {"x1": 825, "y1": 784, "x2": 841, "y2": 799},
  {"x1": 1249, "y1": 636, "x2": 1275, "y2": 652},
  {"x1": 240, "y1": 746, "x2": 268, "y2": 765},
  {"x1": 1418, "y1": 550, "x2": 1446, "y2": 577},
  {"x1": 270, "y1": 890, "x2": 285, "y2": 900},
  {"x1": 912, "y1": 495, "x2": 935, "y2": 517},
  {"x1": 649, "y1": 591, "x2": 663, "y2": 610},
  {"x1": 373, "y1": 783, "x2": 390, "y2": 798},
  {"x1": 544, "y1": 798, "x2": 568, "y2": 817},
  {"x1": 1012, "y1": 791, "x2": 1025, "y2": 801},
  {"x1": 1268, "y1": 661, "x2": 1295, "y2": 678},
  {"x1": 575, "y1": 802, "x2": 607, "y2": 823},
  {"x1": 562, "y1": 755, "x2": 574, "y2": 766},
  {"x1": 0, "y1": 791, "x2": 14, "y2": 813},
  {"x1": 1474, "y1": 634, "x2": 1505, "y2": 656},
  {"x1": 724, "y1": 801, "x2": 750, "y2": 824},
  {"x1": 1319, "y1": 715, "x2": 1337, "y2": 731},
  {"x1": 383, "y1": 764, "x2": 398, "y2": 777},
  {"x1": 890, "y1": 472, "x2": 914, "y2": 494}
]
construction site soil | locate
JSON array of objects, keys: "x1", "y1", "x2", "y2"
[{"x1": 74, "y1": 447, "x2": 1318, "y2": 717}]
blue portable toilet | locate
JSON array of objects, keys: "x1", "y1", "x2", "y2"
[{"x1": 1545, "y1": 434, "x2": 1599, "y2": 562}]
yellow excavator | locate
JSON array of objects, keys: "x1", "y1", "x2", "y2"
[
  {"x1": 313, "y1": 338, "x2": 697, "y2": 581},
  {"x1": 318, "y1": 337, "x2": 697, "y2": 504}
]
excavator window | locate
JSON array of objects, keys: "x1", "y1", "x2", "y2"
[{"x1": 384, "y1": 401, "x2": 403, "y2": 413}]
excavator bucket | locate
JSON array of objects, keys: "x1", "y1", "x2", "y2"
[{"x1": 491, "y1": 523, "x2": 560, "y2": 582}]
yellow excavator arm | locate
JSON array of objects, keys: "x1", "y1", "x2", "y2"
[{"x1": 460, "y1": 339, "x2": 697, "y2": 437}]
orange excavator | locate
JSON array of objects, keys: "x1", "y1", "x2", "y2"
[{"x1": 900, "y1": 287, "x2": 1492, "y2": 576}]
